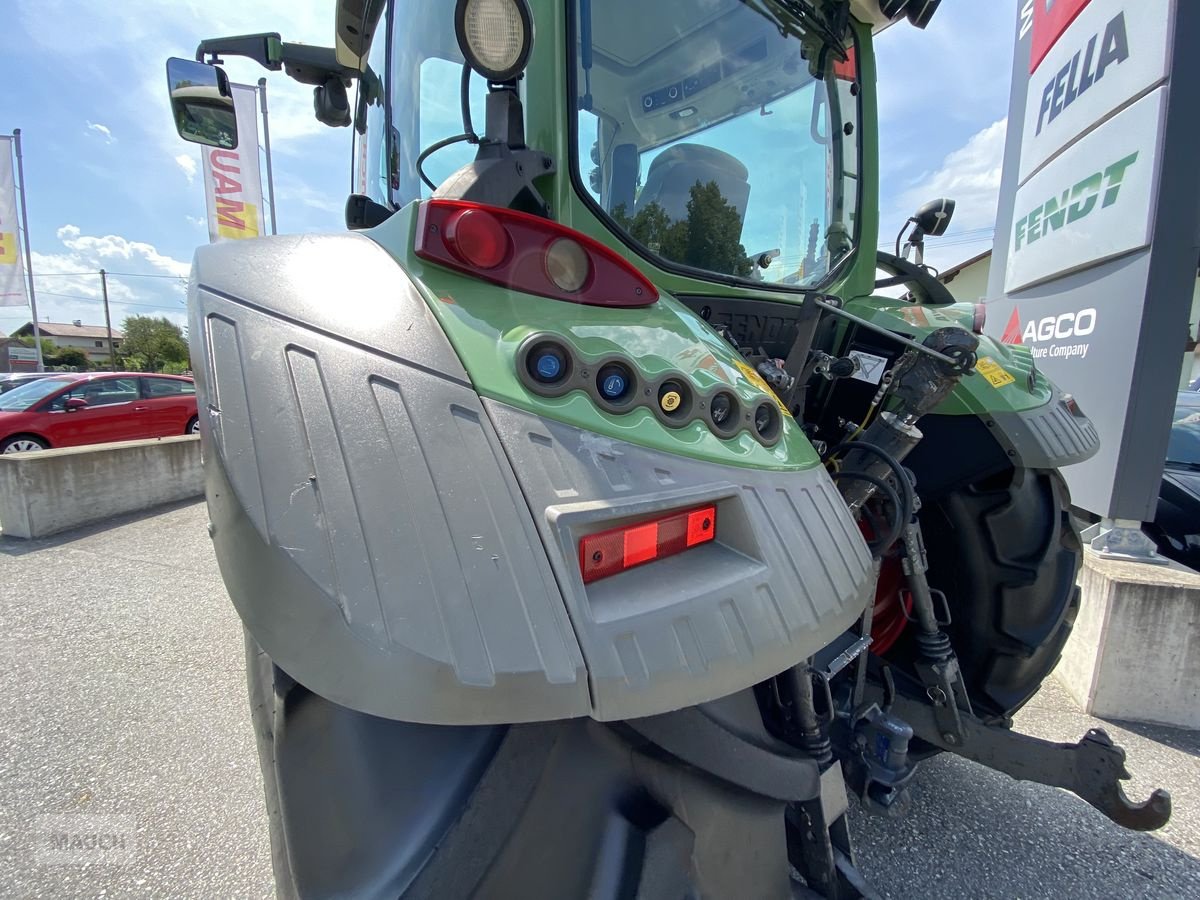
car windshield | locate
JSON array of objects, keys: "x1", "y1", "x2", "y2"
[
  {"x1": 572, "y1": 0, "x2": 859, "y2": 287},
  {"x1": 0, "y1": 376, "x2": 74, "y2": 412},
  {"x1": 1167, "y1": 396, "x2": 1200, "y2": 467}
]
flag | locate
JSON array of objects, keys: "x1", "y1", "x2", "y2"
[
  {"x1": 0, "y1": 136, "x2": 29, "y2": 307},
  {"x1": 200, "y1": 84, "x2": 265, "y2": 242}
]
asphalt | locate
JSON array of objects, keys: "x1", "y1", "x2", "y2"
[{"x1": 1, "y1": 501, "x2": 1197, "y2": 899}]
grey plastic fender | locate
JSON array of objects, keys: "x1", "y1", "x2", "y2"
[{"x1": 190, "y1": 233, "x2": 873, "y2": 725}]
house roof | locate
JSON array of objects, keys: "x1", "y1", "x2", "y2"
[
  {"x1": 11, "y1": 321, "x2": 125, "y2": 340},
  {"x1": 938, "y1": 249, "x2": 993, "y2": 285}
]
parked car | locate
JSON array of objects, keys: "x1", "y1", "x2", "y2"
[
  {"x1": 0, "y1": 372, "x2": 198, "y2": 453},
  {"x1": 1189, "y1": 374, "x2": 1200, "y2": 391},
  {"x1": 1146, "y1": 391, "x2": 1200, "y2": 569},
  {"x1": 0, "y1": 372, "x2": 55, "y2": 394}
]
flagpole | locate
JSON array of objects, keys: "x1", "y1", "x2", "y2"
[
  {"x1": 12, "y1": 129, "x2": 44, "y2": 372},
  {"x1": 257, "y1": 78, "x2": 278, "y2": 235}
]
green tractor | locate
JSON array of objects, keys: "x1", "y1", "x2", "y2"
[{"x1": 168, "y1": 0, "x2": 1169, "y2": 896}]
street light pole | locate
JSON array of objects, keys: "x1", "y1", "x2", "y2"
[
  {"x1": 258, "y1": 77, "x2": 278, "y2": 235},
  {"x1": 99, "y1": 268, "x2": 115, "y2": 372}
]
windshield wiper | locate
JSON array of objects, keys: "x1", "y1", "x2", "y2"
[{"x1": 742, "y1": 0, "x2": 849, "y2": 63}]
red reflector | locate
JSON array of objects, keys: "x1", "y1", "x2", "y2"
[
  {"x1": 579, "y1": 505, "x2": 717, "y2": 584},
  {"x1": 444, "y1": 208, "x2": 510, "y2": 269}
]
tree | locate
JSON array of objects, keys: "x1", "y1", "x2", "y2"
[
  {"x1": 611, "y1": 180, "x2": 750, "y2": 278},
  {"x1": 51, "y1": 346, "x2": 90, "y2": 369},
  {"x1": 118, "y1": 316, "x2": 189, "y2": 373}
]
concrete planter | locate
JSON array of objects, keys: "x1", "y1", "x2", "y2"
[
  {"x1": 0, "y1": 436, "x2": 203, "y2": 539},
  {"x1": 1056, "y1": 550, "x2": 1200, "y2": 730}
]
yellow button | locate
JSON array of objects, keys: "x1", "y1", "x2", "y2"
[{"x1": 660, "y1": 390, "x2": 682, "y2": 412}]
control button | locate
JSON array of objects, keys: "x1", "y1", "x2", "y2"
[
  {"x1": 536, "y1": 353, "x2": 563, "y2": 381},
  {"x1": 660, "y1": 390, "x2": 682, "y2": 412},
  {"x1": 602, "y1": 373, "x2": 626, "y2": 398},
  {"x1": 710, "y1": 391, "x2": 735, "y2": 427}
]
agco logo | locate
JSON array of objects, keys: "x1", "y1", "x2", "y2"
[{"x1": 1001, "y1": 308, "x2": 1097, "y2": 359}]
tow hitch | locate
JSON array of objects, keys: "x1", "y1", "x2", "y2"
[{"x1": 884, "y1": 690, "x2": 1173, "y2": 831}]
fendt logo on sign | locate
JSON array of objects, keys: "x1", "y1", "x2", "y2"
[
  {"x1": 1001, "y1": 307, "x2": 1097, "y2": 361},
  {"x1": 1012, "y1": 151, "x2": 1137, "y2": 252}
]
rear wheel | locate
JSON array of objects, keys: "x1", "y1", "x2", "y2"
[
  {"x1": 186, "y1": 416, "x2": 200, "y2": 435},
  {"x1": 883, "y1": 467, "x2": 1081, "y2": 721},
  {"x1": 1, "y1": 435, "x2": 48, "y2": 453}
]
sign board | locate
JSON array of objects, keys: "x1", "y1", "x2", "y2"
[
  {"x1": 1006, "y1": 86, "x2": 1163, "y2": 293},
  {"x1": 200, "y1": 84, "x2": 265, "y2": 243},
  {"x1": 986, "y1": 0, "x2": 1200, "y2": 520},
  {"x1": 8, "y1": 346, "x2": 38, "y2": 362},
  {"x1": 1019, "y1": 0, "x2": 1171, "y2": 182}
]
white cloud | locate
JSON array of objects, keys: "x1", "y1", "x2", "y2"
[
  {"x1": 175, "y1": 153, "x2": 198, "y2": 183},
  {"x1": 185, "y1": 214, "x2": 206, "y2": 228},
  {"x1": 86, "y1": 121, "x2": 114, "y2": 143},
  {"x1": 1, "y1": 226, "x2": 192, "y2": 334},
  {"x1": 897, "y1": 118, "x2": 1008, "y2": 233}
]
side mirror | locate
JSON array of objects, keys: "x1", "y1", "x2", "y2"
[
  {"x1": 912, "y1": 198, "x2": 955, "y2": 237},
  {"x1": 65, "y1": 397, "x2": 88, "y2": 412},
  {"x1": 166, "y1": 57, "x2": 239, "y2": 149}
]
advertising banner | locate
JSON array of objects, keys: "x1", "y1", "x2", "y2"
[
  {"x1": 200, "y1": 84, "x2": 264, "y2": 242},
  {"x1": 0, "y1": 136, "x2": 29, "y2": 307},
  {"x1": 986, "y1": 0, "x2": 1200, "y2": 521}
]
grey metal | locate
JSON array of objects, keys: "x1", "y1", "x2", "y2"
[
  {"x1": 257, "y1": 78, "x2": 278, "y2": 235},
  {"x1": 1082, "y1": 519, "x2": 1168, "y2": 565},
  {"x1": 483, "y1": 401, "x2": 875, "y2": 721},
  {"x1": 99, "y1": 269, "x2": 115, "y2": 372},
  {"x1": 189, "y1": 231, "x2": 874, "y2": 724},
  {"x1": 885, "y1": 690, "x2": 1172, "y2": 832},
  {"x1": 983, "y1": 385, "x2": 1100, "y2": 470},
  {"x1": 11, "y1": 130, "x2": 43, "y2": 372},
  {"x1": 190, "y1": 232, "x2": 587, "y2": 724}
]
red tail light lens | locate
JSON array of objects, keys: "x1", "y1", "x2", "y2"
[
  {"x1": 416, "y1": 199, "x2": 658, "y2": 307},
  {"x1": 444, "y1": 207, "x2": 510, "y2": 269},
  {"x1": 579, "y1": 505, "x2": 716, "y2": 584}
]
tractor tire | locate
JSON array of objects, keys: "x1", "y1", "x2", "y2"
[{"x1": 912, "y1": 466, "x2": 1082, "y2": 721}]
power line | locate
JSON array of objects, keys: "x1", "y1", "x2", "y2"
[
  {"x1": 28, "y1": 270, "x2": 187, "y2": 281},
  {"x1": 30, "y1": 290, "x2": 187, "y2": 311}
]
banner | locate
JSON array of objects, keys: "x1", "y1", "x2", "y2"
[
  {"x1": 200, "y1": 84, "x2": 264, "y2": 242},
  {"x1": 0, "y1": 136, "x2": 29, "y2": 307}
]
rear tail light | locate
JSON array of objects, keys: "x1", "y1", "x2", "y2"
[
  {"x1": 416, "y1": 199, "x2": 658, "y2": 307},
  {"x1": 579, "y1": 504, "x2": 716, "y2": 584}
]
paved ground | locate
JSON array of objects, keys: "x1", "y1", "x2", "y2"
[{"x1": 1, "y1": 501, "x2": 1198, "y2": 898}]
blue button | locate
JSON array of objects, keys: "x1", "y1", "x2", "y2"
[
  {"x1": 601, "y1": 373, "x2": 626, "y2": 398},
  {"x1": 536, "y1": 353, "x2": 562, "y2": 380}
]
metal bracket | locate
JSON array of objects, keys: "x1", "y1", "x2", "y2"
[
  {"x1": 886, "y1": 692, "x2": 1172, "y2": 831},
  {"x1": 1082, "y1": 519, "x2": 1168, "y2": 565}
]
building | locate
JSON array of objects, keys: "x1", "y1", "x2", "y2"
[
  {"x1": 9, "y1": 320, "x2": 125, "y2": 366},
  {"x1": 938, "y1": 249, "x2": 1200, "y2": 389}
]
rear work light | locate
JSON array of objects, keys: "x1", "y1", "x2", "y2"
[
  {"x1": 415, "y1": 199, "x2": 659, "y2": 308},
  {"x1": 579, "y1": 504, "x2": 716, "y2": 584}
]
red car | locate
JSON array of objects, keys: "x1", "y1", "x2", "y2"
[{"x1": 0, "y1": 372, "x2": 198, "y2": 454}]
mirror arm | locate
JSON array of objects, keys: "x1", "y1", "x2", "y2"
[
  {"x1": 196, "y1": 35, "x2": 361, "y2": 88},
  {"x1": 195, "y1": 33, "x2": 285, "y2": 70}
]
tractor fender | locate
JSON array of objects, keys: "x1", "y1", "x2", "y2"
[{"x1": 190, "y1": 234, "x2": 874, "y2": 724}]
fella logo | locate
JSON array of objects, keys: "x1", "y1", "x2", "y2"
[
  {"x1": 1031, "y1": 0, "x2": 1093, "y2": 73},
  {"x1": 1036, "y1": 11, "x2": 1130, "y2": 135}
]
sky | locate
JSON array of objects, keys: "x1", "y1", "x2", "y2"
[{"x1": 0, "y1": 0, "x2": 1018, "y2": 337}]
